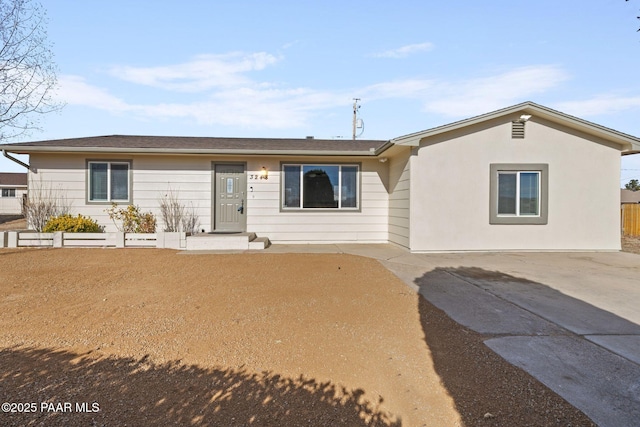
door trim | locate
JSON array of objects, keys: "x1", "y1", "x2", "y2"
[{"x1": 212, "y1": 162, "x2": 247, "y2": 232}]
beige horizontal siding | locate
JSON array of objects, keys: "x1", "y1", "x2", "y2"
[
  {"x1": 246, "y1": 158, "x2": 389, "y2": 242},
  {"x1": 0, "y1": 198, "x2": 23, "y2": 214},
  {"x1": 387, "y1": 150, "x2": 411, "y2": 248},
  {"x1": 27, "y1": 154, "x2": 391, "y2": 241},
  {"x1": 27, "y1": 154, "x2": 212, "y2": 232}
]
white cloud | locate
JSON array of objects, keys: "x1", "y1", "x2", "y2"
[
  {"x1": 57, "y1": 75, "x2": 131, "y2": 112},
  {"x1": 110, "y1": 52, "x2": 280, "y2": 92},
  {"x1": 369, "y1": 42, "x2": 434, "y2": 58},
  {"x1": 423, "y1": 65, "x2": 570, "y2": 117},
  {"x1": 58, "y1": 75, "x2": 350, "y2": 129},
  {"x1": 138, "y1": 88, "x2": 348, "y2": 129},
  {"x1": 363, "y1": 79, "x2": 435, "y2": 99},
  {"x1": 556, "y1": 95, "x2": 640, "y2": 117},
  {"x1": 58, "y1": 55, "x2": 571, "y2": 131}
]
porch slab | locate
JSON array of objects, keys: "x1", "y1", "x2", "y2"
[{"x1": 185, "y1": 232, "x2": 268, "y2": 250}]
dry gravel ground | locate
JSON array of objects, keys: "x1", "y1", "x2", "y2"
[{"x1": 0, "y1": 249, "x2": 596, "y2": 426}]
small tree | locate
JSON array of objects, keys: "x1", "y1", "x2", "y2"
[
  {"x1": 180, "y1": 206, "x2": 201, "y2": 234},
  {"x1": 23, "y1": 179, "x2": 71, "y2": 231},
  {"x1": 625, "y1": 179, "x2": 640, "y2": 191},
  {"x1": 0, "y1": 0, "x2": 62, "y2": 140},
  {"x1": 626, "y1": 0, "x2": 640, "y2": 31},
  {"x1": 158, "y1": 189, "x2": 200, "y2": 234}
]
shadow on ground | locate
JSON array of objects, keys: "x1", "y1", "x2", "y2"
[
  {"x1": 0, "y1": 347, "x2": 400, "y2": 427},
  {"x1": 416, "y1": 267, "x2": 596, "y2": 427},
  {"x1": 0, "y1": 215, "x2": 23, "y2": 225}
]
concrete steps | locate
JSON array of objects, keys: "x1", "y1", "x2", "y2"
[
  {"x1": 185, "y1": 232, "x2": 270, "y2": 250},
  {"x1": 248, "y1": 236, "x2": 270, "y2": 250}
]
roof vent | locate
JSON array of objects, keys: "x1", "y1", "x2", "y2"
[
  {"x1": 306, "y1": 136, "x2": 314, "y2": 139},
  {"x1": 511, "y1": 121, "x2": 525, "y2": 139}
]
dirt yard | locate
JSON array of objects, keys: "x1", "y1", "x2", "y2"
[{"x1": 0, "y1": 248, "x2": 595, "y2": 426}]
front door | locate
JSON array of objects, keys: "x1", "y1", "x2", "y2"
[{"x1": 213, "y1": 163, "x2": 246, "y2": 232}]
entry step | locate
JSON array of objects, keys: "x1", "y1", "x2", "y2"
[{"x1": 185, "y1": 232, "x2": 269, "y2": 250}]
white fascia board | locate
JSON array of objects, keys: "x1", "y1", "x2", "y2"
[
  {"x1": 524, "y1": 104, "x2": 640, "y2": 152},
  {"x1": 0, "y1": 146, "x2": 384, "y2": 157}
]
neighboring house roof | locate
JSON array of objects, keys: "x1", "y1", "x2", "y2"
[
  {"x1": 0, "y1": 172, "x2": 27, "y2": 187},
  {"x1": 392, "y1": 101, "x2": 640, "y2": 154},
  {"x1": 621, "y1": 189, "x2": 640, "y2": 203},
  {"x1": 0, "y1": 135, "x2": 392, "y2": 157}
]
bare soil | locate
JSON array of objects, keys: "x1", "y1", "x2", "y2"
[{"x1": 0, "y1": 248, "x2": 596, "y2": 426}]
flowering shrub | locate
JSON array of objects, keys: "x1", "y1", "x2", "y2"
[
  {"x1": 43, "y1": 214, "x2": 104, "y2": 233},
  {"x1": 106, "y1": 203, "x2": 157, "y2": 233}
]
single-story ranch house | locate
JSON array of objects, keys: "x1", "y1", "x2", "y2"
[
  {"x1": 1, "y1": 101, "x2": 639, "y2": 251},
  {"x1": 0, "y1": 172, "x2": 27, "y2": 215}
]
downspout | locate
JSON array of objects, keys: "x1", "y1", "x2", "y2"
[{"x1": 2, "y1": 150, "x2": 31, "y2": 170}]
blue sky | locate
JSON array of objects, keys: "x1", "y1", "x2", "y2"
[{"x1": 2, "y1": 0, "x2": 640, "y2": 185}]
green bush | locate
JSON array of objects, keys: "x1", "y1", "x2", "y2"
[{"x1": 43, "y1": 214, "x2": 104, "y2": 233}]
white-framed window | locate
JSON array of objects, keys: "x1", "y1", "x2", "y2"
[
  {"x1": 1, "y1": 188, "x2": 16, "y2": 197},
  {"x1": 282, "y1": 163, "x2": 359, "y2": 210},
  {"x1": 87, "y1": 161, "x2": 131, "y2": 203},
  {"x1": 497, "y1": 171, "x2": 540, "y2": 216},
  {"x1": 490, "y1": 164, "x2": 548, "y2": 225}
]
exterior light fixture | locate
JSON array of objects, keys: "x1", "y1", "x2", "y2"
[{"x1": 260, "y1": 166, "x2": 268, "y2": 180}]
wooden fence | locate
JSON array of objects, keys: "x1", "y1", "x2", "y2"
[
  {"x1": 621, "y1": 204, "x2": 640, "y2": 237},
  {"x1": 0, "y1": 231, "x2": 187, "y2": 249},
  {"x1": 0, "y1": 231, "x2": 269, "y2": 250}
]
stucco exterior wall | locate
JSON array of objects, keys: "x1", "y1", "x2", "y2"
[
  {"x1": 28, "y1": 154, "x2": 389, "y2": 242},
  {"x1": 409, "y1": 117, "x2": 622, "y2": 251}
]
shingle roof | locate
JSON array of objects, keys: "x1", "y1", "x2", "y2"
[
  {"x1": 0, "y1": 172, "x2": 27, "y2": 187},
  {"x1": 0, "y1": 135, "x2": 391, "y2": 156}
]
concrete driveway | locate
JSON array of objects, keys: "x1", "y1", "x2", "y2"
[{"x1": 268, "y1": 245, "x2": 640, "y2": 427}]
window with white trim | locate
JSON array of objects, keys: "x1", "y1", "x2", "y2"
[
  {"x1": 88, "y1": 161, "x2": 131, "y2": 202},
  {"x1": 282, "y1": 164, "x2": 359, "y2": 210},
  {"x1": 1, "y1": 188, "x2": 16, "y2": 197},
  {"x1": 490, "y1": 164, "x2": 548, "y2": 225},
  {"x1": 497, "y1": 171, "x2": 540, "y2": 216}
]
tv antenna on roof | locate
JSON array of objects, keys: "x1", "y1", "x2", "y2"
[{"x1": 352, "y1": 98, "x2": 364, "y2": 140}]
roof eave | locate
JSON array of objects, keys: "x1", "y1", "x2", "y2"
[
  {"x1": 523, "y1": 103, "x2": 640, "y2": 152},
  {"x1": 0, "y1": 146, "x2": 386, "y2": 157}
]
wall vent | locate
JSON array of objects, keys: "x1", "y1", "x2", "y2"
[{"x1": 512, "y1": 121, "x2": 525, "y2": 139}]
